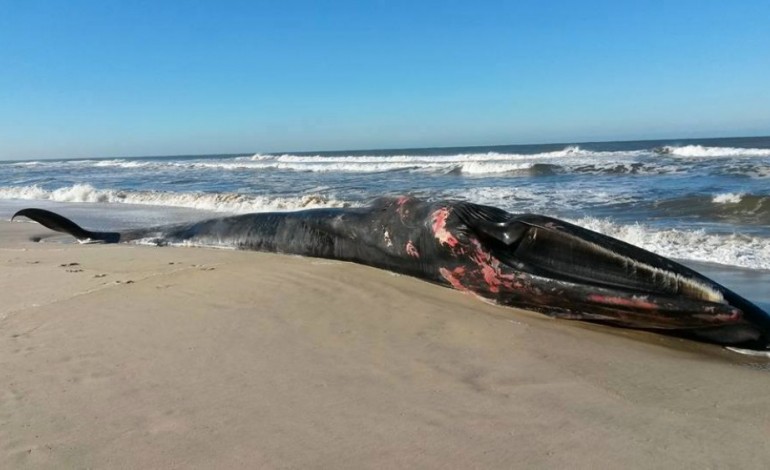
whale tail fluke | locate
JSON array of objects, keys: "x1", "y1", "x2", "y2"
[{"x1": 12, "y1": 208, "x2": 121, "y2": 243}]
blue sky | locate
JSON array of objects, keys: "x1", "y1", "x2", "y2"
[{"x1": 1, "y1": 0, "x2": 769, "y2": 159}]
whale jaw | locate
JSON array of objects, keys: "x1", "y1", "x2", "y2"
[{"x1": 472, "y1": 213, "x2": 769, "y2": 347}]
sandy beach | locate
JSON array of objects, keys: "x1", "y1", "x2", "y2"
[{"x1": 2, "y1": 220, "x2": 770, "y2": 469}]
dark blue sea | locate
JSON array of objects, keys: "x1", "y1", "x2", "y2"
[{"x1": 2, "y1": 136, "x2": 769, "y2": 310}]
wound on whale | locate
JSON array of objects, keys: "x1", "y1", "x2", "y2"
[{"x1": 13, "y1": 196, "x2": 770, "y2": 351}]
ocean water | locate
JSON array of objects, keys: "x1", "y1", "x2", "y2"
[{"x1": 2, "y1": 136, "x2": 769, "y2": 310}]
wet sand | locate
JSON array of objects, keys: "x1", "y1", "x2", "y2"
[{"x1": 2, "y1": 220, "x2": 770, "y2": 469}]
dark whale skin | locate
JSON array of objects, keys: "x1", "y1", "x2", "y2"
[{"x1": 13, "y1": 196, "x2": 770, "y2": 348}]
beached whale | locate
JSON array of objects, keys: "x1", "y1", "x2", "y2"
[{"x1": 13, "y1": 196, "x2": 770, "y2": 350}]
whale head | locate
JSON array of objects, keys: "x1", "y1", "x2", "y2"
[{"x1": 436, "y1": 203, "x2": 770, "y2": 349}]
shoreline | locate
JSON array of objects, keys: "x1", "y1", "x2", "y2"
[{"x1": 3, "y1": 220, "x2": 770, "y2": 468}]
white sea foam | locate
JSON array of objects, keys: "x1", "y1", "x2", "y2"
[
  {"x1": 661, "y1": 145, "x2": 770, "y2": 158},
  {"x1": 455, "y1": 162, "x2": 536, "y2": 174},
  {"x1": 255, "y1": 147, "x2": 656, "y2": 175},
  {"x1": 569, "y1": 217, "x2": 770, "y2": 270},
  {"x1": 0, "y1": 184, "x2": 349, "y2": 213},
  {"x1": 712, "y1": 192, "x2": 744, "y2": 204},
  {"x1": 457, "y1": 186, "x2": 638, "y2": 213},
  {"x1": 5, "y1": 146, "x2": 654, "y2": 175},
  {"x1": 8, "y1": 161, "x2": 43, "y2": 167},
  {"x1": 265, "y1": 147, "x2": 594, "y2": 164},
  {"x1": 7, "y1": 145, "x2": 769, "y2": 175},
  {"x1": 93, "y1": 159, "x2": 150, "y2": 168},
  {"x1": 247, "y1": 153, "x2": 274, "y2": 161}
]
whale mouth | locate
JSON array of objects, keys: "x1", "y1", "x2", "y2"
[
  {"x1": 472, "y1": 213, "x2": 770, "y2": 346},
  {"x1": 505, "y1": 220, "x2": 724, "y2": 303}
]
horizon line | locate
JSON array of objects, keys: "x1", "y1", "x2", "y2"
[{"x1": 3, "y1": 133, "x2": 770, "y2": 163}]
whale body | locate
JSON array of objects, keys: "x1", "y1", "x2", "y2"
[{"x1": 13, "y1": 196, "x2": 770, "y2": 350}]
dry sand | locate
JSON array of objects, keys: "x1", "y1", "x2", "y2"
[{"x1": 2, "y1": 220, "x2": 770, "y2": 469}]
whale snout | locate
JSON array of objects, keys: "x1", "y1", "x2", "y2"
[{"x1": 469, "y1": 214, "x2": 770, "y2": 347}]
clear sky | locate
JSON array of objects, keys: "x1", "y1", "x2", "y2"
[{"x1": 1, "y1": 0, "x2": 769, "y2": 159}]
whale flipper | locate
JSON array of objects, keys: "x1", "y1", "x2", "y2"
[{"x1": 12, "y1": 208, "x2": 121, "y2": 243}]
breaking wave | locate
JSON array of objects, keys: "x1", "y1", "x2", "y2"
[
  {"x1": 658, "y1": 145, "x2": 770, "y2": 158},
  {"x1": 570, "y1": 217, "x2": 770, "y2": 270},
  {"x1": 2, "y1": 147, "x2": 659, "y2": 175},
  {"x1": 648, "y1": 193, "x2": 770, "y2": 225},
  {"x1": 6, "y1": 144, "x2": 768, "y2": 176},
  {"x1": 0, "y1": 184, "x2": 349, "y2": 213},
  {"x1": 712, "y1": 192, "x2": 745, "y2": 204}
]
